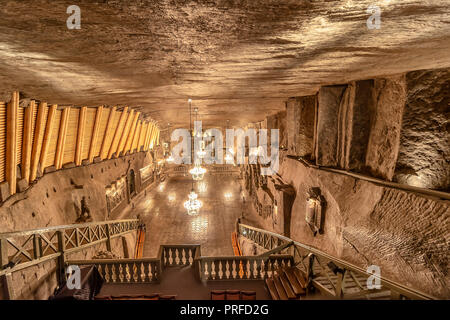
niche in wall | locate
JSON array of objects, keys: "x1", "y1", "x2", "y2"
[
  {"x1": 305, "y1": 187, "x2": 326, "y2": 236},
  {"x1": 106, "y1": 176, "x2": 127, "y2": 214},
  {"x1": 139, "y1": 164, "x2": 154, "y2": 184}
]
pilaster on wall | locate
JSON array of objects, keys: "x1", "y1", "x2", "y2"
[
  {"x1": 286, "y1": 95, "x2": 316, "y2": 158},
  {"x1": 315, "y1": 81, "x2": 377, "y2": 172},
  {"x1": 315, "y1": 85, "x2": 347, "y2": 167},
  {"x1": 365, "y1": 75, "x2": 406, "y2": 181}
]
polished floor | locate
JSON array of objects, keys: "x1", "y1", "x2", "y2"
[{"x1": 134, "y1": 173, "x2": 247, "y2": 257}]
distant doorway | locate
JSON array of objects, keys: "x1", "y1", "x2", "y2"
[{"x1": 128, "y1": 169, "x2": 136, "y2": 198}]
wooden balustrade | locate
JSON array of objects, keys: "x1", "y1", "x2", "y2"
[
  {"x1": 67, "y1": 258, "x2": 161, "y2": 284},
  {"x1": 238, "y1": 223, "x2": 436, "y2": 300}
]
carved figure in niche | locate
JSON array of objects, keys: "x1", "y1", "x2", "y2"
[
  {"x1": 305, "y1": 188, "x2": 326, "y2": 236},
  {"x1": 75, "y1": 196, "x2": 92, "y2": 223}
]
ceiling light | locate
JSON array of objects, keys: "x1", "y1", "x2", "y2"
[{"x1": 184, "y1": 189, "x2": 202, "y2": 216}]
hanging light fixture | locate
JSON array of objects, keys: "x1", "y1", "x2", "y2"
[
  {"x1": 189, "y1": 160, "x2": 206, "y2": 180},
  {"x1": 184, "y1": 98, "x2": 203, "y2": 215},
  {"x1": 184, "y1": 188, "x2": 202, "y2": 216},
  {"x1": 166, "y1": 154, "x2": 174, "y2": 163},
  {"x1": 190, "y1": 106, "x2": 206, "y2": 180}
]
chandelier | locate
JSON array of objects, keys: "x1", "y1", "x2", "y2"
[
  {"x1": 166, "y1": 153, "x2": 174, "y2": 163},
  {"x1": 197, "y1": 148, "x2": 206, "y2": 158},
  {"x1": 183, "y1": 98, "x2": 204, "y2": 216},
  {"x1": 184, "y1": 189, "x2": 202, "y2": 215},
  {"x1": 189, "y1": 160, "x2": 206, "y2": 180}
]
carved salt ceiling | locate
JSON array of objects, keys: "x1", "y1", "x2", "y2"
[{"x1": 0, "y1": 0, "x2": 449, "y2": 129}]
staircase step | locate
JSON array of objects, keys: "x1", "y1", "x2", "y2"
[
  {"x1": 279, "y1": 272, "x2": 297, "y2": 299},
  {"x1": 265, "y1": 278, "x2": 280, "y2": 300},
  {"x1": 292, "y1": 267, "x2": 307, "y2": 288},
  {"x1": 284, "y1": 268, "x2": 305, "y2": 296},
  {"x1": 273, "y1": 275, "x2": 289, "y2": 300}
]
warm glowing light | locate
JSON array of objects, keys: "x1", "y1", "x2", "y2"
[
  {"x1": 224, "y1": 192, "x2": 232, "y2": 200},
  {"x1": 189, "y1": 162, "x2": 206, "y2": 180},
  {"x1": 158, "y1": 183, "x2": 165, "y2": 192},
  {"x1": 198, "y1": 181, "x2": 207, "y2": 193},
  {"x1": 166, "y1": 154, "x2": 174, "y2": 163},
  {"x1": 168, "y1": 194, "x2": 176, "y2": 202},
  {"x1": 224, "y1": 153, "x2": 234, "y2": 163},
  {"x1": 197, "y1": 149, "x2": 206, "y2": 159},
  {"x1": 158, "y1": 160, "x2": 164, "y2": 165},
  {"x1": 184, "y1": 190, "x2": 202, "y2": 215}
]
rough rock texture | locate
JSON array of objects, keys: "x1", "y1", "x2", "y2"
[
  {"x1": 0, "y1": 0, "x2": 449, "y2": 128},
  {"x1": 286, "y1": 96, "x2": 316, "y2": 158},
  {"x1": 243, "y1": 157, "x2": 450, "y2": 298},
  {"x1": 395, "y1": 68, "x2": 450, "y2": 191},
  {"x1": 0, "y1": 152, "x2": 153, "y2": 233},
  {"x1": 365, "y1": 74, "x2": 407, "y2": 181}
]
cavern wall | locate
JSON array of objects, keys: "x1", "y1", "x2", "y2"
[
  {"x1": 0, "y1": 151, "x2": 158, "y2": 233},
  {"x1": 395, "y1": 68, "x2": 450, "y2": 191},
  {"x1": 242, "y1": 68, "x2": 450, "y2": 298}
]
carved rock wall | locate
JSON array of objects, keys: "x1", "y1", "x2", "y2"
[
  {"x1": 395, "y1": 68, "x2": 450, "y2": 190},
  {"x1": 365, "y1": 74, "x2": 407, "y2": 180}
]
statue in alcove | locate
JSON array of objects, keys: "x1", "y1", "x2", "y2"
[
  {"x1": 305, "y1": 188, "x2": 326, "y2": 236},
  {"x1": 75, "y1": 196, "x2": 92, "y2": 223}
]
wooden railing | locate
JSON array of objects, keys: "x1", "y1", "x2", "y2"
[
  {"x1": 239, "y1": 223, "x2": 436, "y2": 300},
  {"x1": 68, "y1": 258, "x2": 161, "y2": 284},
  {"x1": 0, "y1": 219, "x2": 139, "y2": 276},
  {"x1": 197, "y1": 254, "x2": 294, "y2": 281}
]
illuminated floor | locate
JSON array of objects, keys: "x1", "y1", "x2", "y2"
[{"x1": 136, "y1": 174, "x2": 247, "y2": 257}]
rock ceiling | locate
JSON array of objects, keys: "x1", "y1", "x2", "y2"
[{"x1": 0, "y1": 0, "x2": 449, "y2": 129}]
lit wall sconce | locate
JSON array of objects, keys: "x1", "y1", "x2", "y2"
[{"x1": 305, "y1": 187, "x2": 326, "y2": 236}]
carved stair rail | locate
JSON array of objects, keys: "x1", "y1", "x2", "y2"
[
  {"x1": 67, "y1": 258, "x2": 162, "y2": 284},
  {"x1": 196, "y1": 254, "x2": 294, "y2": 281},
  {"x1": 0, "y1": 219, "x2": 139, "y2": 276},
  {"x1": 239, "y1": 223, "x2": 436, "y2": 300}
]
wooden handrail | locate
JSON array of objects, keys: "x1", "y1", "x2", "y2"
[
  {"x1": 0, "y1": 219, "x2": 139, "y2": 277},
  {"x1": 239, "y1": 223, "x2": 437, "y2": 300},
  {"x1": 0, "y1": 219, "x2": 138, "y2": 239}
]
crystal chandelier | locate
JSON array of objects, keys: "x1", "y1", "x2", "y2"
[
  {"x1": 197, "y1": 148, "x2": 206, "y2": 159},
  {"x1": 184, "y1": 98, "x2": 204, "y2": 216},
  {"x1": 189, "y1": 160, "x2": 206, "y2": 180},
  {"x1": 184, "y1": 189, "x2": 202, "y2": 215},
  {"x1": 166, "y1": 153, "x2": 174, "y2": 163}
]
